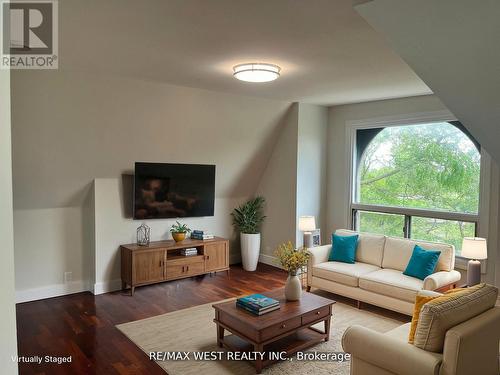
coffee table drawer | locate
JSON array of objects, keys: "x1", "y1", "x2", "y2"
[
  {"x1": 261, "y1": 316, "x2": 301, "y2": 341},
  {"x1": 302, "y1": 305, "x2": 330, "y2": 325}
]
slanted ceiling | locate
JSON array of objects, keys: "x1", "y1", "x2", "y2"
[{"x1": 355, "y1": 0, "x2": 500, "y2": 163}]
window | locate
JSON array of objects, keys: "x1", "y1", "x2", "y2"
[{"x1": 352, "y1": 122, "x2": 480, "y2": 253}]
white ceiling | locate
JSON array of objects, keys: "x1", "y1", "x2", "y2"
[
  {"x1": 355, "y1": 0, "x2": 500, "y2": 163},
  {"x1": 59, "y1": 0, "x2": 431, "y2": 105}
]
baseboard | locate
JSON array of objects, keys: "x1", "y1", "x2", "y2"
[
  {"x1": 93, "y1": 279, "x2": 122, "y2": 295},
  {"x1": 258, "y1": 253, "x2": 283, "y2": 269},
  {"x1": 16, "y1": 280, "x2": 90, "y2": 303}
]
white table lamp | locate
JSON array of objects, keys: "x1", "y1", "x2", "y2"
[
  {"x1": 461, "y1": 237, "x2": 487, "y2": 286},
  {"x1": 299, "y1": 216, "x2": 316, "y2": 248}
]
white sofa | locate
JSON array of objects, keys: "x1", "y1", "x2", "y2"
[{"x1": 307, "y1": 229, "x2": 462, "y2": 315}]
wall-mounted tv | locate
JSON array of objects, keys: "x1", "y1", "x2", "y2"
[{"x1": 133, "y1": 162, "x2": 216, "y2": 220}]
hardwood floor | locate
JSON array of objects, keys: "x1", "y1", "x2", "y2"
[
  {"x1": 16, "y1": 263, "x2": 409, "y2": 375},
  {"x1": 16, "y1": 263, "x2": 287, "y2": 375}
]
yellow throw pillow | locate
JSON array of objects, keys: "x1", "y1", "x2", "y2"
[
  {"x1": 408, "y1": 287, "x2": 466, "y2": 344},
  {"x1": 408, "y1": 294, "x2": 437, "y2": 343}
]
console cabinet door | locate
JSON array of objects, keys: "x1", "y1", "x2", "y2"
[
  {"x1": 133, "y1": 250, "x2": 165, "y2": 284},
  {"x1": 204, "y1": 242, "x2": 228, "y2": 272}
]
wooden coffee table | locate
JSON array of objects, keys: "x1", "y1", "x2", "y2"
[{"x1": 213, "y1": 289, "x2": 335, "y2": 373}]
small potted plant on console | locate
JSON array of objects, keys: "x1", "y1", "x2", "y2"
[{"x1": 170, "y1": 221, "x2": 191, "y2": 242}]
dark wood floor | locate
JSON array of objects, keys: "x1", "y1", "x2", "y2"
[
  {"x1": 16, "y1": 263, "x2": 288, "y2": 375},
  {"x1": 16, "y1": 263, "x2": 409, "y2": 375}
]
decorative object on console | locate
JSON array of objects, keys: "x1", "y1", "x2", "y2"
[
  {"x1": 191, "y1": 230, "x2": 214, "y2": 240},
  {"x1": 231, "y1": 196, "x2": 266, "y2": 271},
  {"x1": 180, "y1": 247, "x2": 198, "y2": 256},
  {"x1": 170, "y1": 221, "x2": 191, "y2": 242},
  {"x1": 299, "y1": 216, "x2": 316, "y2": 248},
  {"x1": 461, "y1": 237, "x2": 487, "y2": 286},
  {"x1": 275, "y1": 241, "x2": 311, "y2": 301},
  {"x1": 136, "y1": 223, "x2": 151, "y2": 246}
]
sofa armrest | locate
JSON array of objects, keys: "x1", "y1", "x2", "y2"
[
  {"x1": 306, "y1": 245, "x2": 331, "y2": 287},
  {"x1": 423, "y1": 270, "x2": 461, "y2": 290},
  {"x1": 307, "y1": 245, "x2": 331, "y2": 266},
  {"x1": 342, "y1": 325, "x2": 442, "y2": 375}
]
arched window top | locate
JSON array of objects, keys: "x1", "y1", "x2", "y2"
[{"x1": 357, "y1": 122, "x2": 481, "y2": 214}]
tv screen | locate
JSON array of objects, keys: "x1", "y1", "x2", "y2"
[{"x1": 133, "y1": 162, "x2": 215, "y2": 219}]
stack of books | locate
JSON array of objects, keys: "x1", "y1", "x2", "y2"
[
  {"x1": 191, "y1": 230, "x2": 215, "y2": 240},
  {"x1": 180, "y1": 247, "x2": 198, "y2": 256},
  {"x1": 236, "y1": 294, "x2": 280, "y2": 316}
]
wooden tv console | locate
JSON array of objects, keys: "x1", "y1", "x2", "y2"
[{"x1": 120, "y1": 237, "x2": 229, "y2": 295}]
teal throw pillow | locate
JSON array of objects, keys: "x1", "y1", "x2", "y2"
[
  {"x1": 403, "y1": 245, "x2": 441, "y2": 280},
  {"x1": 329, "y1": 233, "x2": 359, "y2": 264}
]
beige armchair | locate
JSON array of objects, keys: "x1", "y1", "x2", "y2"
[{"x1": 342, "y1": 306, "x2": 500, "y2": 375}]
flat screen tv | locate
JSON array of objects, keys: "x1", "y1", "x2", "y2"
[{"x1": 133, "y1": 162, "x2": 216, "y2": 220}]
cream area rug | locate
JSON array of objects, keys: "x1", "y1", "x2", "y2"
[{"x1": 117, "y1": 292, "x2": 407, "y2": 375}]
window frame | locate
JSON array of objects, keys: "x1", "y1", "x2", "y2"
[{"x1": 346, "y1": 110, "x2": 490, "y2": 267}]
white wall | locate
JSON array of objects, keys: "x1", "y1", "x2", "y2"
[
  {"x1": 0, "y1": 70, "x2": 18, "y2": 373},
  {"x1": 296, "y1": 103, "x2": 328, "y2": 246},
  {"x1": 11, "y1": 70, "x2": 293, "y2": 300},
  {"x1": 256, "y1": 102, "x2": 328, "y2": 265},
  {"x1": 256, "y1": 104, "x2": 299, "y2": 264}
]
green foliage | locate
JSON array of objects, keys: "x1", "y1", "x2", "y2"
[
  {"x1": 170, "y1": 221, "x2": 191, "y2": 234},
  {"x1": 358, "y1": 123, "x2": 480, "y2": 251},
  {"x1": 274, "y1": 241, "x2": 310, "y2": 275},
  {"x1": 231, "y1": 196, "x2": 266, "y2": 234}
]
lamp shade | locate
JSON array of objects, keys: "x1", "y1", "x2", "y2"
[
  {"x1": 299, "y1": 216, "x2": 316, "y2": 232},
  {"x1": 461, "y1": 237, "x2": 487, "y2": 260}
]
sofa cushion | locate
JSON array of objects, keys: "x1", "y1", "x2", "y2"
[
  {"x1": 382, "y1": 237, "x2": 455, "y2": 272},
  {"x1": 329, "y1": 233, "x2": 358, "y2": 263},
  {"x1": 403, "y1": 245, "x2": 441, "y2": 280},
  {"x1": 336, "y1": 229, "x2": 385, "y2": 267},
  {"x1": 414, "y1": 283, "x2": 498, "y2": 353},
  {"x1": 359, "y1": 268, "x2": 424, "y2": 302},
  {"x1": 312, "y1": 261, "x2": 381, "y2": 287}
]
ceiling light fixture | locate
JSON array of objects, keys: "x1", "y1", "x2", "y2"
[{"x1": 233, "y1": 63, "x2": 281, "y2": 82}]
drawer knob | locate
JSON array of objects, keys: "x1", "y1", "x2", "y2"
[
  {"x1": 281, "y1": 324, "x2": 286, "y2": 329},
  {"x1": 316, "y1": 311, "x2": 321, "y2": 315}
]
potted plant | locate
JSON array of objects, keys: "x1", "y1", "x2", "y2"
[
  {"x1": 275, "y1": 241, "x2": 310, "y2": 301},
  {"x1": 170, "y1": 221, "x2": 191, "y2": 242},
  {"x1": 231, "y1": 196, "x2": 266, "y2": 271}
]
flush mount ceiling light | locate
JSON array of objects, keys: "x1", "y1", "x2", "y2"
[{"x1": 233, "y1": 63, "x2": 281, "y2": 82}]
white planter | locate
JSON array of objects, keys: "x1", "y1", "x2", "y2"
[{"x1": 240, "y1": 233, "x2": 261, "y2": 271}]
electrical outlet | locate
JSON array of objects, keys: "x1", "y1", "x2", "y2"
[{"x1": 64, "y1": 271, "x2": 72, "y2": 283}]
